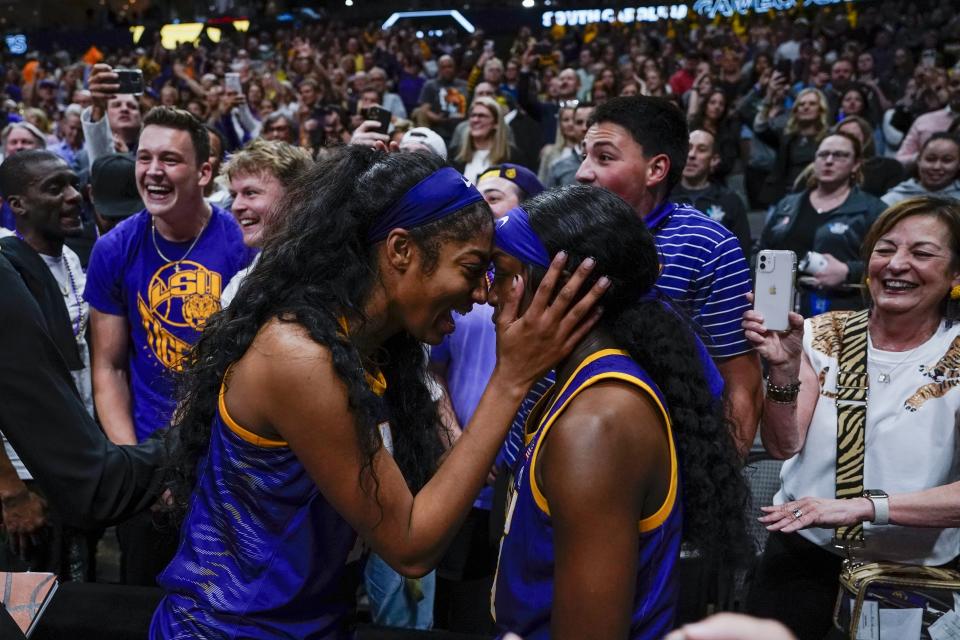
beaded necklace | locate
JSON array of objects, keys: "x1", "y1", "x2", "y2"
[{"x1": 16, "y1": 230, "x2": 87, "y2": 340}]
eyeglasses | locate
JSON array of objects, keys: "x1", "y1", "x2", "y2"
[
  {"x1": 816, "y1": 150, "x2": 853, "y2": 160},
  {"x1": 469, "y1": 112, "x2": 493, "y2": 120}
]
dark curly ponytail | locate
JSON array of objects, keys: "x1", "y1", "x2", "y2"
[
  {"x1": 523, "y1": 184, "x2": 752, "y2": 566},
  {"x1": 165, "y1": 147, "x2": 492, "y2": 518}
]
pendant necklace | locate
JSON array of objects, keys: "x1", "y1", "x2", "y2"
[
  {"x1": 152, "y1": 215, "x2": 209, "y2": 272},
  {"x1": 873, "y1": 339, "x2": 925, "y2": 384}
]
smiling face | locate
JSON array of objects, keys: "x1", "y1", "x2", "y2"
[
  {"x1": 391, "y1": 228, "x2": 492, "y2": 344},
  {"x1": 468, "y1": 103, "x2": 496, "y2": 141},
  {"x1": 135, "y1": 124, "x2": 211, "y2": 220},
  {"x1": 229, "y1": 171, "x2": 285, "y2": 248},
  {"x1": 10, "y1": 157, "x2": 83, "y2": 242},
  {"x1": 868, "y1": 215, "x2": 960, "y2": 319},
  {"x1": 918, "y1": 138, "x2": 960, "y2": 192}
]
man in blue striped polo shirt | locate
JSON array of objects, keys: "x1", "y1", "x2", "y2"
[{"x1": 576, "y1": 96, "x2": 761, "y2": 456}]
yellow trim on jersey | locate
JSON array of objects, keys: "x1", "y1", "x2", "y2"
[
  {"x1": 527, "y1": 349, "x2": 678, "y2": 533},
  {"x1": 218, "y1": 383, "x2": 289, "y2": 448}
]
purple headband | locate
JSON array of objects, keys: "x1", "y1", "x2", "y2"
[
  {"x1": 494, "y1": 206, "x2": 551, "y2": 269},
  {"x1": 367, "y1": 167, "x2": 484, "y2": 243}
]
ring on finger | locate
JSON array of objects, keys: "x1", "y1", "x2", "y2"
[{"x1": 792, "y1": 508, "x2": 803, "y2": 520}]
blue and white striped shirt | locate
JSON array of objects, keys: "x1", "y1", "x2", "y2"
[{"x1": 646, "y1": 202, "x2": 753, "y2": 360}]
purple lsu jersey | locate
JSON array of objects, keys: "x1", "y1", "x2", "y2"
[
  {"x1": 492, "y1": 348, "x2": 682, "y2": 639},
  {"x1": 149, "y1": 374, "x2": 378, "y2": 639}
]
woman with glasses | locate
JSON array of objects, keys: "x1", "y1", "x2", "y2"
[
  {"x1": 759, "y1": 131, "x2": 886, "y2": 315},
  {"x1": 451, "y1": 97, "x2": 517, "y2": 183}
]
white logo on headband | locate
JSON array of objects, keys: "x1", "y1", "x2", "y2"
[
  {"x1": 461, "y1": 175, "x2": 473, "y2": 188},
  {"x1": 496, "y1": 215, "x2": 510, "y2": 228}
]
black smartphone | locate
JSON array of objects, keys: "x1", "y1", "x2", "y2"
[
  {"x1": 533, "y1": 42, "x2": 552, "y2": 56},
  {"x1": 363, "y1": 105, "x2": 392, "y2": 132},
  {"x1": 775, "y1": 59, "x2": 792, "y2": 81},
  {"x1": 115, "y1": 68, "x2": 144, "y2": 95}
]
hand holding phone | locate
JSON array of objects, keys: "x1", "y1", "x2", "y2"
[
  {"x1": 363, "y1": 105, "x2": 392, "y2": 132},
  {"x1": 754, "y1": 250, "x2": 796, "y2": 332}
]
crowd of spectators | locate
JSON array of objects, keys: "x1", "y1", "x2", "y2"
[{"x1": 2, "y1": 0, "x2": 960, "y2": 637}]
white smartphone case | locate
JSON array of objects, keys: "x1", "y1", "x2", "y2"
[{"x1": 754, "y1": 250, "x2": 796, "y2": 331}]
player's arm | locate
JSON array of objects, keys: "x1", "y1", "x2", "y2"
[
  {"x1": 543, "y1": 383, "x2": 671, "y2": 639},
  {"x1": 232, "y1": 255, "x2": 606, "y2": 577}
]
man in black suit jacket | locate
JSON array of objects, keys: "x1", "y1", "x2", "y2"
[{"x1": 0, "y1": 251, "x2": 165, "y2": 528}]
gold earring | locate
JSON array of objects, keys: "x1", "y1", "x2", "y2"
[
  {"x1": 864, "y1": 276, "x2": 870, "y2": 285},
  {"x1": 951, "y1": 285, "x2": 960, "y2": 301}
]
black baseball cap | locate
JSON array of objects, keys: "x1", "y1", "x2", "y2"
[{"x1": 90, "y1": 154, "x2": 144, "y2": 219}]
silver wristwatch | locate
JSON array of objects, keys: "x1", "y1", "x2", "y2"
[{"x1": 862, "y1": 490, "x2": 890, "y2": 525}]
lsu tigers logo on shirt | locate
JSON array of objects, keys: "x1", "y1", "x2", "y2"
[{"x1": 137, "y1": 260, "x2": 223, "y2": 370}]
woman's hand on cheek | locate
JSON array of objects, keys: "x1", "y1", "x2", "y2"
[{"x1": 495, "y1": 252, "x2": 609, "y2": 386}]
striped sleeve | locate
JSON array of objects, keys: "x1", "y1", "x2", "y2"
[{"x1": 653, "y1": 208, "x2": 753, "y2": 360}]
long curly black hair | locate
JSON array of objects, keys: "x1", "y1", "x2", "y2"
[
  {"x1": 522, "y1": 184, "x2": 752, "y2": 566},
  {"x1": 164, "y1": 146, "x2": 492, "y2": 519}
]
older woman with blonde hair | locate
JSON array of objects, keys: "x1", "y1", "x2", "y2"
[
  {"x1": 451, "y1": 96, "x2": 515, "y2": 183},
  {"x1": 745, "y1": 195, "x2": 960, "y2": 640}
]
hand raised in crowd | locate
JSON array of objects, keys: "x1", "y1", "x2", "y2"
[
  {"x1": 220, "y1": 90, "x2": 246, "y2": 113},
  {"x1": 88, "y1": 62, "x2": 120, "y2": 120},
  {"x1": 112, "y1": 131, "x2": 129, "y2": 154},
  {"x1": 741, "y1": 292, "x2": 804, "y2": 370},
  {"x1": 759, "y1": 496, "x2": 874, "y2": 533},
  {"x1": 349, "y1": 119, "x2": 392, "y2": 150},
  {"x1": 1, "y1": 489, "x2": 47, "y2": 557},
  {"x1": 766, "y1": 71, "x2": 787, "y2": 98},
  {"x1": 695, "y1": 70, "x2": 712, "y2": 96}
]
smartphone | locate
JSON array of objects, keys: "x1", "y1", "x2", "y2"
[
  {"x1": 754, "y1": 250, "x2": 796, "y2": 332},
  {"x1": 533, "y1": 42, "x2": 552, "y2": 56},
  {"x1": 484, "y1": 39, "x2": 495, "y2": 54},
  {"x1": 363, "y1": 105, "x2": 392, "y2": 132},
  {"x1": 225, "y1": 71, "x2": 242, "y2": 94},
  {"x1": 775, "y1": 59, "x2": 792, "y2": 81},
  {"x1": 115, "y1": 68, "x2": 144, "y2": 95}
]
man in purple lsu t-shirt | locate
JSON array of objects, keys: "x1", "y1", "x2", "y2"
[{"x1": 84, "y1": 107, "x2": 253, "y2": 585}]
